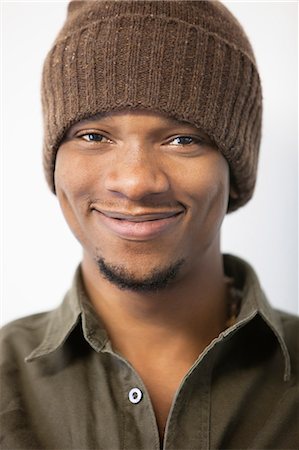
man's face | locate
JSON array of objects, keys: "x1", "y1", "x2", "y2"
[{"x1": 55, "y1": 111, "x2": 230, "y2": 291}]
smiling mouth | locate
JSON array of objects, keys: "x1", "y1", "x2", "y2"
[
  {"x1": 93, "y1": 209, "x2": 184, "y2": 240},
  {"x1": 99, "y1": 209, "x2": 183, "y2": 221}
]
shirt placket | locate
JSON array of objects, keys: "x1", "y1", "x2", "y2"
[
  {"x1": 102, "y1": 342, "x2": 215, "y2": 450},
  {"x1": 101, "y1": 346, "x2": 161, "y2": 450},
  {"x1": 162, "y1": 354, "x2": 214, "y2": 450}
]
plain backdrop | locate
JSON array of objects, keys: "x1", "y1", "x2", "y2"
[{"x1": 1, "y1": 1, "x2": 298, "y2": 325}]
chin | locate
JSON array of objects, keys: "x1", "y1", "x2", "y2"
[{"x1": 95, "y1": 256, "x2": 185, "y2": 293}]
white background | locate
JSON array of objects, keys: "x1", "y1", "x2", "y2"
[{"x1": 1, "y1": 1, "x2": 298, "y2": 325}]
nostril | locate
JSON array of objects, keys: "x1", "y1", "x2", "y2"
[{"x1": 104, "y1": 164, "x2": 170, "y2": 200}]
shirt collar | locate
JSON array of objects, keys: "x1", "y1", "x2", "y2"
[
  {"x1": 25, "y1": 266, "x2": 109, "y2": 362},
  {"x1": 222, "y1": 254, "x2": 291, "y2": 381},
  {"x1": 25, "y1": 255, "x2": 291, "y2": 380}
]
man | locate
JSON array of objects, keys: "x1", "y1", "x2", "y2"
[{"x1": 1, "y1": 1, "x2": 298, "y2": 449}]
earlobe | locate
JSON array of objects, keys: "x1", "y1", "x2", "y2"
[
  {"x1": 226, "y1": 186, "x2": 239, "y2": 214},
  {"x1": 229, "y1": 185, "x2": 239, "y2": 200}
]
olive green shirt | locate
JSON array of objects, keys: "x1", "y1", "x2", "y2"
[{"x1": 1, "y1": 255, "x2": 298, "y2": 449}]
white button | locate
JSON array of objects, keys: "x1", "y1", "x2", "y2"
[{"x1": 128, "y1": 387, "x2": 143, "y2": 404}]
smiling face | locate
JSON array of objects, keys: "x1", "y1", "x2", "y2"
[{"x1": 55, "y1": 111, "x2": 230, "y2": 292}]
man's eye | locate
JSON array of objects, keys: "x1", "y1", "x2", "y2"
[
  {"x1": 80, "y1": 133, "x2": 108, "y2": 142},
  {"x1": 169, "y1": 136, "x2": 200, "y2": 146}
]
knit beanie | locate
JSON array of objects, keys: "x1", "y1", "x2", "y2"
[{"x1": 41, "y1": 0, "x2": 262, "y2": 212}]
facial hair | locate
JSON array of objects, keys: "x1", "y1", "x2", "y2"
[{"x1": 96, "y1": 257, "x2": 185, "y2": 292}]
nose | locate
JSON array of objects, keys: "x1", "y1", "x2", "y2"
[{"x1": 104, "y1": 147, "x2": 170, "y2": 200}]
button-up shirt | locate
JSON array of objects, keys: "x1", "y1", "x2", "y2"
[{"x1": 1, "y1": 255, "x2": 298, "y2": 449}]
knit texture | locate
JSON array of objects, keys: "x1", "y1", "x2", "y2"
[{"x1": 41, "y1": 0, "x2": 262, "y2": 212}]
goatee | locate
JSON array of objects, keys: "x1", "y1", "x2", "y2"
[{"x1": 96, "y1": 257, "x2": 185, "y2": 292}]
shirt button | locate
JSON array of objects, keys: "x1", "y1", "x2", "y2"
[{"x1": 128, "y1": 387, "x2": 143, "y2": 404}]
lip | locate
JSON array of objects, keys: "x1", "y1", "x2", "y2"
[{"x1": 93, "y1": 209, "x2": 184, "y2": 240}]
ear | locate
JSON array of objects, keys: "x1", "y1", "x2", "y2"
[{"x1": 229, "y1": 185, "x2": 239, "y2": 200}]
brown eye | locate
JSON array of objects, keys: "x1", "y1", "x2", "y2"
[
  {"x1": 81, "y1": 133, "x2": 108, "y2": 142},
  {"x1": 170, "y1": 136, "x2": 201, "y2": 146}
]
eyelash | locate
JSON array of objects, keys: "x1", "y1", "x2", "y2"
[
  {"x1": 168, "y1": 136, "x2": 202, "y2": 146},
  {"x1": 78, "y1": 133, "x2": 110, "y2": 143}
]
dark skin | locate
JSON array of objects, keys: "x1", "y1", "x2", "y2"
[{"x1": 55, "y1": 110, "x2": 233, "y2": 441}]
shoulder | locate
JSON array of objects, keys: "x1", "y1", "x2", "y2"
[
  {"x1": 276, "y1": 309, "x2": 299, "y2": 342},
  {"x1": 275, "y1": 309, "x2": 299, "y2": 377},
  {"x1": 0, "y1": 312, "x2": 53, "y2": 363},
  {"x1": 0, "y1": 313, "x2": 52, "y2": 418},
  {"x1": 0, "y1": 313, "x2": 56, "y2": 446}
]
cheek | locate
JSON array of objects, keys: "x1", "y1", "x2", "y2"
[
  {"x1": 55, "y1": 148, "x2": 91, "y2": 197},
  {"x1": 180, "y1": 156, "x2": 229, "y2": 206},
  {"x1": 179, "y1": 155, "x2": 230, "y2": 231},
  {"x1": 54, "y1": 148, "x2": 96, "y2": 243}
]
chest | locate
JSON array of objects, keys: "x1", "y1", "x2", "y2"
[{"x1": 7, "y1": 344, "x2": 294, "y2": 450}]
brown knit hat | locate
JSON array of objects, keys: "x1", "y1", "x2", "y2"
[{"x1": 41, "y1": 0, "x2": 262, "y2": 212}]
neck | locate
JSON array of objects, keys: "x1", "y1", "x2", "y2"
[{"x1": 81, "y1": 245, "x2": 228, "y2": 362}]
